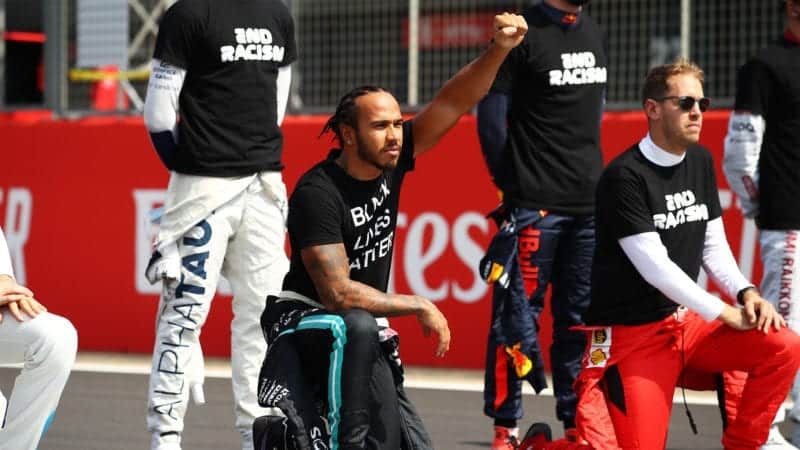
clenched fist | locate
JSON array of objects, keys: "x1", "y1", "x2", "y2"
[{"x1": 492, "y1": 12, "x2": 528, "y2": 49}]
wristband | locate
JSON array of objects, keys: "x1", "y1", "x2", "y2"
[{"x1": 736, "y1": 286, "x2": 757, "y2": 306}]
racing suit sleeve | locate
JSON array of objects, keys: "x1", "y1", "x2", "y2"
[
  {"x1": 722, "y1": 111, "x2": 764, "y2": 218},
  {"x1": 723, "y1": 58, "x2": 772, "y2": 219},
  {"x1": 619, "y1": 232, "x2": 727, "y2": 321},
  {"x1": 276, "y1": 65, "x2": 292, "y2": 126},
  {"x1": 143, "y1": 58, "x2": 185, "y2": 169},
  {"x1": 701, "y1": 217, "x2": 753, "y2": 300},
  {"x1": 476, "y1": 92, "x2": 509, "y2": 185}
]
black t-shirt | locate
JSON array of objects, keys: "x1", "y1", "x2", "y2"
[
  {"x1": 734, "y1": 34, "x2": 800, "y2": 230},
  {"x1": 282, "y1": 122, "x2": 416, "y2": 301},
  {"x1": 584, "y1": 144, "x2": 723, "y2": 325},
  {"x1": 490, "y1": 3, "x2": 607, "y2": 215},
  {"x1": 154, "y1": 0, "x2": 297, "y2": 176}
]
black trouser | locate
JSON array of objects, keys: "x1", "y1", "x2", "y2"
[{"x1": 292, "y1": 308, "x2": 432, "y2": 450}]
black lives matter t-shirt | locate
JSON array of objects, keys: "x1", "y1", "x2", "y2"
[
  {"x1": 282, "y1": 122, "x2": 416, "y2": 301},
  {"x1": 584, "y1": 144, "x2": 722, "y2": 325},
  {"x1": 734, "y1": 34, "x2": 800, "y2": 230},
  {"x1": 154, "y1": 0, "x2": 297, "y2": 176},
  {"x1": 490, "y1": 3, "x2": 607, "y2": 215}
]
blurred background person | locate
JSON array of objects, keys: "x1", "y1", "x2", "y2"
[
  {"x1": 723, "y1": 0, "x2": 800, "y2": 446},
  {"x1": 476, "y1": 0, "x2": 607, "y2": 447}
]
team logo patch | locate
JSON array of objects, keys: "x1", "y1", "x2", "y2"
[
  {"x1": 483, "y1": 262, "x2": 507, "y2": 285},
  {"x1": 586, "y1": 327, "x2": 611, "y2": 368},
  {"x1": 589, "y1": 348, "x2": 607, "y2": 366},
  {"x1": 504, "y1": 342, "x2": 533, "y2": 378},
  {"x1": 592, "y1": 329, "x2": 607, "y2": 344}
]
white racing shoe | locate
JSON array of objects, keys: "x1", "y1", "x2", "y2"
[{"x1": 761, "y1": 425, "x2": 800, "y2": 450}]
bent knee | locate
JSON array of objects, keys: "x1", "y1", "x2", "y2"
[
  {"x1": 56, "y1": 315, "x2": 78, "y2": 357},
  {"x1": 784, "y1": 328, "x2": 800, "y2": 363},
  {"x1": 766, "y1": 327, "x2": 800, "y2": 367},
  {"x1": 27, "y1": 313, "x2": 78, "y2": 368},
  {"x1": 341, "y1": 309, "x2": 378, "y2": 340}
]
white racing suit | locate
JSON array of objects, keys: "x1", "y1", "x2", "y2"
[
  {"x1": 724, "y1": 112, "x2": 800, "y2": 431},
  {"x1": 760, "y1": 229, "x2": 800, "y2": 422},
  {"x1": 145, "y1": 171, "x2": 289, "y2": 450},
  {"x1": 0, "y1": 228, "x2": 78, "y2": 450},
  {"x1": 0, "y1": 312, "x2": 77, "y2": 450}
]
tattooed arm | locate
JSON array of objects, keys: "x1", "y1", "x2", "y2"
[{"x1": 301, "y1": 243, "x2": 450, "y2": 356}]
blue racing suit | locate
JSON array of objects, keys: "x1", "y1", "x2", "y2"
[{"x1": 480, "y1": 206, "x2": 594, "y2": 427}]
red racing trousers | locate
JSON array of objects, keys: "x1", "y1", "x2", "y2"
[{"x1": 545, "y1": 309, "x2": 800, "y2": 450}]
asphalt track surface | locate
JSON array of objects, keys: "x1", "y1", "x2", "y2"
[{"x1": 1, "y1": 353, "x2": 795, "y2": 449}]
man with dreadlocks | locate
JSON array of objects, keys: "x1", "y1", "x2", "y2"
[{"x1": 252, "y1": 12, "x2": 528, "y2": 450}]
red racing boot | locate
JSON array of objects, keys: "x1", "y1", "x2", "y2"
[{"x1": 492, "y1": 426, "x2": 520, "y2": 450}]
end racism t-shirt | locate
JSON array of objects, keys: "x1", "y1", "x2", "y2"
[{"x1": 584, "y1": 143, "x2": 722, "y2": 325}]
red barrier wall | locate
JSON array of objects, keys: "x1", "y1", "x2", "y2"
[{"x1": 0, "y1": 110, "x2": 758, "y2": 369}]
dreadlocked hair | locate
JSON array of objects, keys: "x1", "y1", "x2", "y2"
[{"x1": 320, "y1": 85, "x2": 387, "y2": 146}]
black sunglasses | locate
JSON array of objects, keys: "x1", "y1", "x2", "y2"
[{"x1": 653, "y1": 96, "x2": 711, "y2": 112}]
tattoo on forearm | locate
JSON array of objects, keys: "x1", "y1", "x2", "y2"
[{"x1": 303, "y1": 244, "x2": 420, "y2": 316}]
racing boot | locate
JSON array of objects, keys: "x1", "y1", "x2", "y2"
[
  {"x1": 492, "y1": 425, "x2": 520, "y2": 450},
  {"x1": 518, "y1": 422, "x2": 552, "y2": 450}
]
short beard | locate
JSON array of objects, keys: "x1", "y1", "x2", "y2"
[{"x1": 355, "y1": 133, "x2": 397, "y2": 172}]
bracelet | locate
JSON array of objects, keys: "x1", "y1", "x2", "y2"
[{"x1": 736, "y1": 286, "x2": 757, "y2": 306}]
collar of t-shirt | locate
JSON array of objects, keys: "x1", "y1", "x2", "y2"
[
  {"x1": 638, "y1": 134, "x2": 686, "y2": 167},
  {"x1": 539, "y1": 1, "x2": 581, "y2": 29}
]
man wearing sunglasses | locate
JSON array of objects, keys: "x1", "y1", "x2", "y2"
[
  {"x1": 723, "y1": 1, "x2": 800, "y2": 447},
  {"x1": 522, "y1": 59, "x2": 800, "y2": 450}
]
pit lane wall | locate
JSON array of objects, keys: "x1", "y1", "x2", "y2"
[{"x1": 0, "y1": 110, "x2": 758, "y2": 369}]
